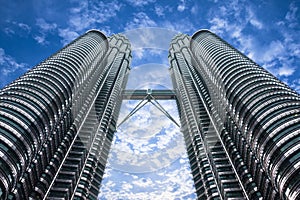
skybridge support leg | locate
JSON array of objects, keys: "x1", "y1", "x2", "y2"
[{"x1": 117, "y1": 89, "x2": 180, "y2": 128}]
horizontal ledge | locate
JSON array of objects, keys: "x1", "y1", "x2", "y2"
[{"x1": 122, "y1": 89, "x2": 176, "y2": 100}]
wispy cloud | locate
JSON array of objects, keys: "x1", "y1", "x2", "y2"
[
  {"x1": 124, "y1": 11, "x2": 194, "y2": 37},
  {"x1": 259, "y1": 2, "x2": 299, "y2": 78},
  {"x1": 69, "y1": 0, "x2": 121, "y2": 31},
  {"x1": 291, "y1": 79, "x2": 300, "y2": 93},
  {"x1": 0, "y1": 48, "x2": 28, "y2": 87},
  {"x1": 207, "y1": 0, "x2": 298, "y2": 79},
  {"x1": 132, "y1": 48, "x2": 145, "y2": 60},
  {"x1": 285, "y1": 2, "x2": 298, "y2": 28},
  {"x1": 125, "y1": 63, "x2": 172, "y2": 89},
  {"x1": 58, "y1": 0, "x2": 122, "y2": 44},
  {"x1": 191, "y1": 4, "x2": 198, "y2": 15},
  {"x1": 123, "y1": 28, "x2": 178, "y2": 52},
  {"x1": 277, "y1": 65, "x2": 295, "y2": 76},
  {"x1": 261, "y1": 40, "x2": 285, "y2": 62},
  {"x1": 208, "y1": 0, "x2": 263, "y2": 36},
  {"x1": 18, "y1": 23, "x2": 31, "y2": 33},
  {"x1": 100, "y1": 157, "x2": 196, "y2": 199},
  {"x1": 36, "y1": 18, "x2": 57, "y2": 32},
  {"x1": 162, "y1": 19, "x2": 195, "y2": 34},
  {"x1": 112, "y1": 99, "x2": 183, "y2": 172},
  {"x1": 107, "y1": 62, "x2": 184, "y2": 174},
  {"x1": 33, "y1": 35, "x2": 46, "y2": 44},
  {"x1": 154, "y1": 5, "x2": 165, "y2": 17},
  {"x1": 154, "y1": 5, "x2": 173, "y2": 17},
  {"x1": 58, "y1": 28, "x2": 80, "y2": 46},
  {"x1": 3, "y1": 21, "x2": 31, "y2": 36},
  {"x1": 4, "y1": 27, "x2": 15, "y2": 35},
  {"x1": 177, "y1": 0, "x2": 186, "y2": 12},
  {"x1": 34, "y1": 18, "x2": 57, "y2": 45},
  {"x1": 125, "y1": 12, "x2": 157, "y2": 30},
  {"x1": 123, "y1": 27, "x2": 176, "y2": 66},
  {"x1": 125, "y1": 0, "x2": 156, "y2": 7},
  {"x1": 246, "y1": 7, "x2": 263, "y2": 29}
]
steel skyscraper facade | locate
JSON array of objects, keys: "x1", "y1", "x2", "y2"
[
  {"x1": 0, "y1": 29, "x2": 300, "y2": 200},
  {"x1": 0, "y1": 30, "x2": 131, "y2": 199},
  {"x1": 169, "y1": 30, "x2": 300, "y2": 199}
]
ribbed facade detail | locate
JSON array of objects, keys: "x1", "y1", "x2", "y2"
[
  {"x1": 1, "y1": 28, "x2": 299, "y2": 200},
  {"x1": 47, "y1": 34, "x2": 131, "y2": 200},
  {"x1": 169, "y1": 34, "x2": 252, "y2": 200},
  {"x1": 169, "y1": 30, "x2": 300, "y2": 200},
  {"x1": 0, "y1": 31, "x2": 131, "y2": 199}
]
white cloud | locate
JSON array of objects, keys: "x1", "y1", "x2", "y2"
[
  {"x1": 177, "y1": 0, "x2": 186, "y2": 12},
  {"x1": 68, "y1": 15, "x2": 91, "y2": 32},
  {"x1": 246, "y1": 7, "x2": 263, "y2": 29},
  {"x1": 285, "y1": 2, "x2": 299, "y2": 28},
  {"x1": 261, "y1": 40, "x2": 284, "y2": 62},
  {"x1": 121, "y1": 182, "x2": 133, "y2": 192},
  {"x1": 108, "y1": 75, "x2": 185, "y2": 172},
  {"x1": 57, "y1": 0, "x2": 121, "y2": 44},
  {"x1": 132, "y1": 48, "x2": 145, "y2": 59},
  {"x1": 99, "y1": 158, "x2": 196, "y2": 199},
  {"x1": 68, "y1": 0, "x2": 121, "y2": 32},
  {"x1": 155, "y1": 6, "x2": 164, "y2": 17},
  {"x1": 125, "y1": 63, "x2": 172, "y2": 89},
  {"x1": 209, "y1": 17, "x2": 229, "y2": 35},
  {"x1": 208, "y1": 3, "x2": 263, "y2": 36},
  {"x1": 0, "y1": 48, "x2": 26, "y2": 74},
  {"x1": 124, "y1": 28, "x2": 178, "y2": 51},
  {"x1": 285, "y1": 2, "x2": 298, "y2": 22},
  {"x1": 4, "y1": 27, "x2": 15, "y2": 35},
  {"x1": 100, "y1": 26, "x2": 113, "y2": 36},
  {"x1": 291, "y1": 79, "x2": 300, "y2": 93},
  {"x1": 249, "y1": 18, "x2": 263, "y2": 29},
  {"x1": 18, "y1": 23, "x2": 31, "y2": 33},
  {"x1": 243, "y1": 32, "x2": 298, "y2": 79},
  {"x1": 132, "y1": 178, "x2": 155, "y2": 188},
  {"x1": 177, "y1": 5, "x2": 185, "y2": 12},
  {"x1": 34, "y1": 18, "x2": 57, "y2": 45},
  {"x1": 275, "y1": 3, "x2": 300, "y2": 62},
  {"x1": 69, "y1": 1, "x2": 87, "y2": 14},
  {"x1": 0, "y1": 48, "x2": 28, "y2": 87},
  {"x1": 130, "y1": 49, "x2": 168, "y2": 67},
  {"x1": 33, "y1": 35, "x2": 46, "y2": 44},
  {"x1": 207, "y1": 0, "x2": 298, "y2": 79},
  {"x1": 125, "y1": 12, "x2": 157, "y2": 30},
  {"x1": 263, "y1": 61, "x2": 295, "y2": 77},
  {"x1": 126, "y1": 0, "x2": 156, "y2": 7},
  {"x1": 3, "y1": 21, "x2": 31, "y2": 36},
  {"x1": 58, "y1": 28, "x2": 80, "y2": 45},
  {"x1": 244, "y1": 39, "x2": 296, "y2": 77},
  {"x1": 208, "y1": 0, "x2": 263, "y2": 38},
  {"x1": 162, "y1": 19, "x2": 195, "y2": 34},
  {"x1": 36, "y1": 18, "x2": 57, "y2": 32},
  {"x1": 278, "y1": 66, "x2": 295, "y2": 76},
  {"x1": 191, "y1": 5, "x2": 198, "y2": 15}
]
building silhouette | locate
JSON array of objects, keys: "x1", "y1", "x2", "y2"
[{"x1": 0, "y1": 29, "x2": 299, "y2": 200}]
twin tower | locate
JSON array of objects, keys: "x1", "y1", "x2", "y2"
[{"x1": 0, "y1": 29, "x2": 300, "y2": 200}]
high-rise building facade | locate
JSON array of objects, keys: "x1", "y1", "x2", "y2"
[
  {"x1": 169, "y1": 30, "x2": 300, "y2": 200},
  {"x1": 0, "y1": 30, "x2": 131, "y2": 199},
  {"x1": 0, "y1": 29, "x2": 300, "y2": 200}
]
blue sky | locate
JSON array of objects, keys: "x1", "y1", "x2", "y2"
[{"x1": 0, "y1": 0, "x2": 299, "y2": 199}]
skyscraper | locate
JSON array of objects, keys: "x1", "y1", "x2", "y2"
[
  {"x1": 0, "y1": 30, "x2": 131, "y2": 199},
  {"x1": 169, "y1": 30, "x2": 300, "y2": 199},
  {"x1": 0, "y1": 29, "x2": 299, "y2": 200}
]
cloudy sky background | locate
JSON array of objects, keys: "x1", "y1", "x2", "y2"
[{"x1": 0, "y1": 0, "x2": 299, "y2": 199}]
